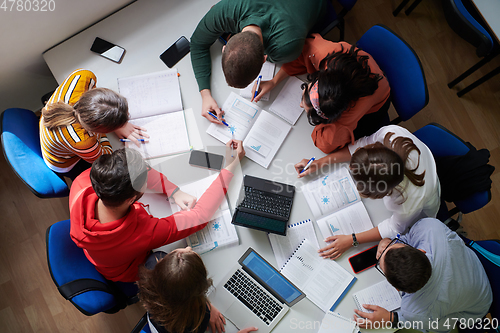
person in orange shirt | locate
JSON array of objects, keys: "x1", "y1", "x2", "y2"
[{"x1": 253, "y1": 34, "x2": 390, "y2": 154}]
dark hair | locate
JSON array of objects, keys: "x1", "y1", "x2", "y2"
[
  {"x1": 349, "y1": 132, "x2": 425, "y2": 200},
  {"x1": 90, "y1": 148, "x2": 148, "y2": 207},
  {"x1": 303, "y1": 44, "x2": 382, "y2": 126},
  {"x1": 42, "y1": 87, "x2": 129, "y2": 132},
  {"x1": 222, "y1": 31, "x2": 264, "y2": 88},
  {"x1": 384, "y1": 246, "x2": 432, "y2": 293},
  {"x1": 138, "y1": 250, "x2": 212, "y2": 332}
]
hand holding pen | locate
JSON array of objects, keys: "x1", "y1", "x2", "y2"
[
  {"x1": 295, "y1": 157, "x2": 316, "y2": 178},
  {"x1": 208, "y1": 111, "x2": 229, "y2": 127}
]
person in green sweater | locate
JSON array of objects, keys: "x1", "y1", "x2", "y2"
[{"x1": 190, "y1": 0, "x2": 326, "y2": 124}]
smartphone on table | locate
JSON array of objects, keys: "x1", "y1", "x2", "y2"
[
  {"x1": 189, "y1": 150, "x2": 224, "y2": 171},
  {"x1": 160, "y1": 36, "x2": 190, "y2": 68},
  {"x1": 348, "y1": 245, "x2": 378, "y2": 274},
  {"x1": 90, "y1": 37, "x2": 126, "y2": 63}
]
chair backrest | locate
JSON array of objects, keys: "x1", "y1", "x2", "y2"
[
  {"x1": 46, "y1": 219, "x2": 136, "y2": 315},
  {"x1": 441, "y1": 0, "x2": 494, "y2": 57},
  {"x1": 357, "y1": 24, "x2": 429, "y2": 123},
  {"x1": 413, "y1": 123, "x2": 491, "y2": 214},
  {"x1": 1, "y1": 108, "x2": 69, "y2": 198}
]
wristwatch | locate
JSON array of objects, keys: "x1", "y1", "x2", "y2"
[{"x1": 352, "y1": 233, "x2": 359, "y2": 247}]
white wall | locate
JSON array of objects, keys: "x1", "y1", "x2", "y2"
[{"x1": 0, "y1": 0, "x2": 133, "y2": 112}]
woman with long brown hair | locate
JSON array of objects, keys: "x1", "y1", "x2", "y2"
[
  {"x1": 40, "y1": 69, "x2": 147, "y2": 179},
  {"x1": 138, "y1": 248, "x2": 258, "y2": 333},
  {"x1": 295, "y1": 125, "x2": 440, "y2": 259}
]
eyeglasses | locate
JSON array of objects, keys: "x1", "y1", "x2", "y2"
[{"x1": 375, "y1": 236, "x2": 411, "y2": 277}]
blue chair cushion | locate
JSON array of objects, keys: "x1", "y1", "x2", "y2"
[
  {"x1": 454, "y1": 0, "x2": 494, "y2": 55},
  {"x1": 46, "y1": 219, "x2": 117, "y2": 315},
  {"x1": 357, "y1": 25, "x2": 428, "y2": 122},
  {"x1": 1, "y1": 108, "x2": 69, "y2": 198}
]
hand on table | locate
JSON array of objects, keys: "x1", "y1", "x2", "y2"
[
  {"x1": 115, "y1": 122, "x2": 149, "y2": 147},
  {"x1": 353, "y1": 304, "x2": 392, "y2": 329},
  {"x1": 201, "y1": 89, "x2": 224, "y2": 124},
  {"x1": 251, "y1": 80, "x2": 275, "y2": 103},
  {"x1": 318, "y1": 234, "x2": 352, "y2": 260},
  {"x1": 238, "y1": 327, "x2": 259, "y2": 333},
  {"x1": 171, "y1": 190, "x2": 197, "y2": 210},
  {"x1": 294, "y1": 158, "x2": 319, "y2": 178},
  {"x1": 209, "y1": 305, "x2": 226, "y2": 333}
]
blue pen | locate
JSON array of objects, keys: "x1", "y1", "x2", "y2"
[
  {"x1": 208, "y1": 111, "x2": 229, "y2": 127},
  {"x1": 254, "y1": 75, "x2": 263, "y2": 99},
  {"x1": 120, "y1": 139, "x2": 146, "y2": 142},
  {"x1": 300, "y1": 157, "x2": 316, "y2": 174}
]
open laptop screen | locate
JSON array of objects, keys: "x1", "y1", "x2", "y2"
[{"x1": 240, "y1": 249, "x2": 305, "y2": 306}]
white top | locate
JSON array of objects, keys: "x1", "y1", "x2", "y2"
[{"x1": 348, "y1": 125, "x2": 441, "y2": 239}]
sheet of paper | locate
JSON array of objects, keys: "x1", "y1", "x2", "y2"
[
  {"x1": 302, "y1": 167, "x2": 361, "y2": 219},
  {"x1": 240, "y1": 61, "x2": 276, "y2": 101},
  {"x1": 353, "y1": 280, "x2": 402, "y2": 313},
  {"x1": 316, "y1": 202, "x2": 373, "y2": 241},
  {"x1": 243, "y1": 110, "x2": 292, "y2": 168},
  {"x1": 186, "y1": 210, "x2": 239, "y2": 255},
  {"x1": 280, "y1": 239, "x2": 356, "y2": 312},
  {"x1": 169, "y1": 173, "x2": 228, "y2": 220},
  {"x1": 127, "y1": 111, "x2": 190, "y2": 159},
  {"x1": 206, "y1": 92, "x2": 261, "y2": 143},
  {"x1": 318, "y1": 312, "x2": 358, "y2": 333},
  {"x1": 268, "y1": 219, "x2": 320, "y2": 270},
  {"x1": 118, "y1": 69, "x2": 183, "y2": 119},
  {"x1": 269, "y1": 76, "x2": 304, "y2": 125}
]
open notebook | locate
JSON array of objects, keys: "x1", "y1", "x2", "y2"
[
  {"x1": 301, "y1": 167, "x2": 374, "y2": 242},
  {"x1": 118, "y1": 69, "x2": 190, "y2": 159},
  {"x1": 206, "y1": 92, "x2": 292, "y2": 168}
]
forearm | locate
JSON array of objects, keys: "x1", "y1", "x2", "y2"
[
  {"x1": 271, "y1": 68, "x2": 290, "y2": 86},
  {"x1": 316, "y1": 146, "x2": 352, "y2": 168},
  {"x1": 146, "y1": 168, "x2": 178, "y2": 197},
  {"x1": 356, "y1": 227, "x2": 382, "y2": 244}
]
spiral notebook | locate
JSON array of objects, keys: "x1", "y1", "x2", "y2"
[
  {"x1": 318, "y1": 311, "x2": 358, "y2": 333},
  {"x1": 353, "y1": 280, "x2": 402, "y2": 313},
  {"x1": 280, "y1": 238, "x2": 356, "y2": 312}
]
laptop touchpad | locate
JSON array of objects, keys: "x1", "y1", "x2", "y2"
[{"x1": 225, "y1": 302, "x2": 257, "y2": 329}]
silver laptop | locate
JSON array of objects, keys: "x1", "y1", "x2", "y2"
[{"x1": 209, "y1": 248, "x2": 306, "y2": 333}]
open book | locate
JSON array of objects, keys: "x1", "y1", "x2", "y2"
[
  {"x1": 353, "y1": 280, "x2": 402, "y2": 313},
  {"x1": 268, "y1": 76, "x2": 304, "y2": 125},
  {"x1": 206, "y1": 92, "x2": 292, "y2": 168},
  {"x1": 280, "y1": 238, "x2": 357, "y2": 312},
  {"x1": 301, "y1": 167, "x2": 374, "y2": 241},
  {"x1": 118, "y1": 69, "x2": 190, "y2": 159}
]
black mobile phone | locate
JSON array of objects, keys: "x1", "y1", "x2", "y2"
[
  {"x1": 189, "y1": 150, "x2": 224, "y2": 171},
  {"x1": 348, "y1": 245, "x2": 378, "y2": 274},
  {"x1": 160, "y1": 36, "x2": 190, "y2": 68},
  {"x1": 90, "y1": 37, "x2": 126, "y2": 63}
]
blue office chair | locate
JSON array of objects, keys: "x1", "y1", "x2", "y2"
[
  {"x1": 46, "y1": 219, "x2": 138, "y2": 316},
  {"x1": 131, "y1": 313, "x2": 151, "y2": 333},
  {"x1": 413, "y1": 123, "x2": 492, "y2": 230},
  {"x1": 460, "y1": 236, "x2": 500, "y2": 333},
  {"x1": 311, "y1": 0, "x2": 357, "y2": 41},
  {"x1": 442, "y1": 0, "x2": 500, "y2": 96},
  {"x1": 357, "y1": 24, "x2": 429, "y2": 124},
  {"x1": 1, "y1": 108, "x2": 69, "y2": 198},
  {"x1": 393, "y1": 0, "x2": 425, "y2": 16}
]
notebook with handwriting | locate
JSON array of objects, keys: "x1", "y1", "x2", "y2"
[
  {"x1": 280, "y1": 238, "x2": 356, "y2": 312},
  {"x1": 353, "y1": 280, "x2": 402, "y2": 313}
]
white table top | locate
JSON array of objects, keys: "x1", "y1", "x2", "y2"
[
  {"x1": 43, "y1": 0, "x2": 394, "y2": 331},
  {"x1": 471, "y1": 0, "x2": 500, "y2": 43}
]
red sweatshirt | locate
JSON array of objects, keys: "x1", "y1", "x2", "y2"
[{"x1": 69, "y1": 168, "x2": 233, "y2": 282}]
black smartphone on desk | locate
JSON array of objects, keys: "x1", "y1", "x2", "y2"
[
  {"x1": 160, "y1": 36, "x2": 190, "y2": 68},
  {"x1": 349, "y1": 245, "x2": 378, "y2": 274},
  {"x1": 90, "y1": 37, "x2": 126, "y2": 63},
  {"x1": 189, "y1": 150, "x2": 224, "y2": 171}
]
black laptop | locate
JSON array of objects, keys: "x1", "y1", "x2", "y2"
[{"x1": 231, "y1": 175, "x2": 295, "y2": 236}]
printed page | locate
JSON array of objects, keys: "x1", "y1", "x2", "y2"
[
  {"x1": 280, "y1": 239, "x2": 356, "y2": 312},
  {"x1": 269, "y1": 76, "x2": 304, "y2": 125},
  {"x1": 127, "y1": 111, "x2": 190, "y2": 159},
  {"x1": 302, "y1": 167, "x2": 361, "y2": 219},
  {"x1": 243, "y1": 110, "x2": 292, "y2": 168},
  {"x1": 318, "y1": 312, "x2": 358, "y2": 333},
  {"x1": 268, "y1": 219, "x2": 320, "y2": 270},
  {"x1": 169, "y1": 173, "x2": 228, "y2": 221},
  {"x1": 316, "y1": 202, "x2": 373, "y2": 241},
  {"x1": 353, "y1": 280, "x2": 402, "y2": 313},
  {"x1": 240, "y1": 61, "x2": 276, "y2": 101},
  {"x1": 186, "y1": 210, "x2": 239, "y2": 254},
  {"x1": 206, "y1": 92, "x2": 261, "y2": 143},
  {"x1": 118, "y1": 69, "x2": 183, "y2": 119}
]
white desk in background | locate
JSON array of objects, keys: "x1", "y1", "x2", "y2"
[{"x1": 43, "y1": 0, "x2": 394, "y2": 331}]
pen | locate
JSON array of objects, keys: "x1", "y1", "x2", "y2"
[
  {"x1": 231, "y1": 131, "x2": 235, "y2": 158},
  {"x1": 254, "y1": 75, "x2": 262, "y2": 99},
  {"x1": 300, "y1": 157, "x2": 315, "y2": 174},
  {"x1": 208, "y1": 111, "x2": 229, "y2": 127},
  {"x1": 120, "y1": 139, "x2": 146, "y2": 142}
]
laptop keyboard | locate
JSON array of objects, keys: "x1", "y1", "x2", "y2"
[
  {"x1": 241, "y1": 186, "x2": 292, "y2": 219},
  {"x1": 224, "y1": 269, "x2": 283, "y2": 326},
  {"x1": 234, "y1": 210, "x2": 285, "y2": 234}
]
